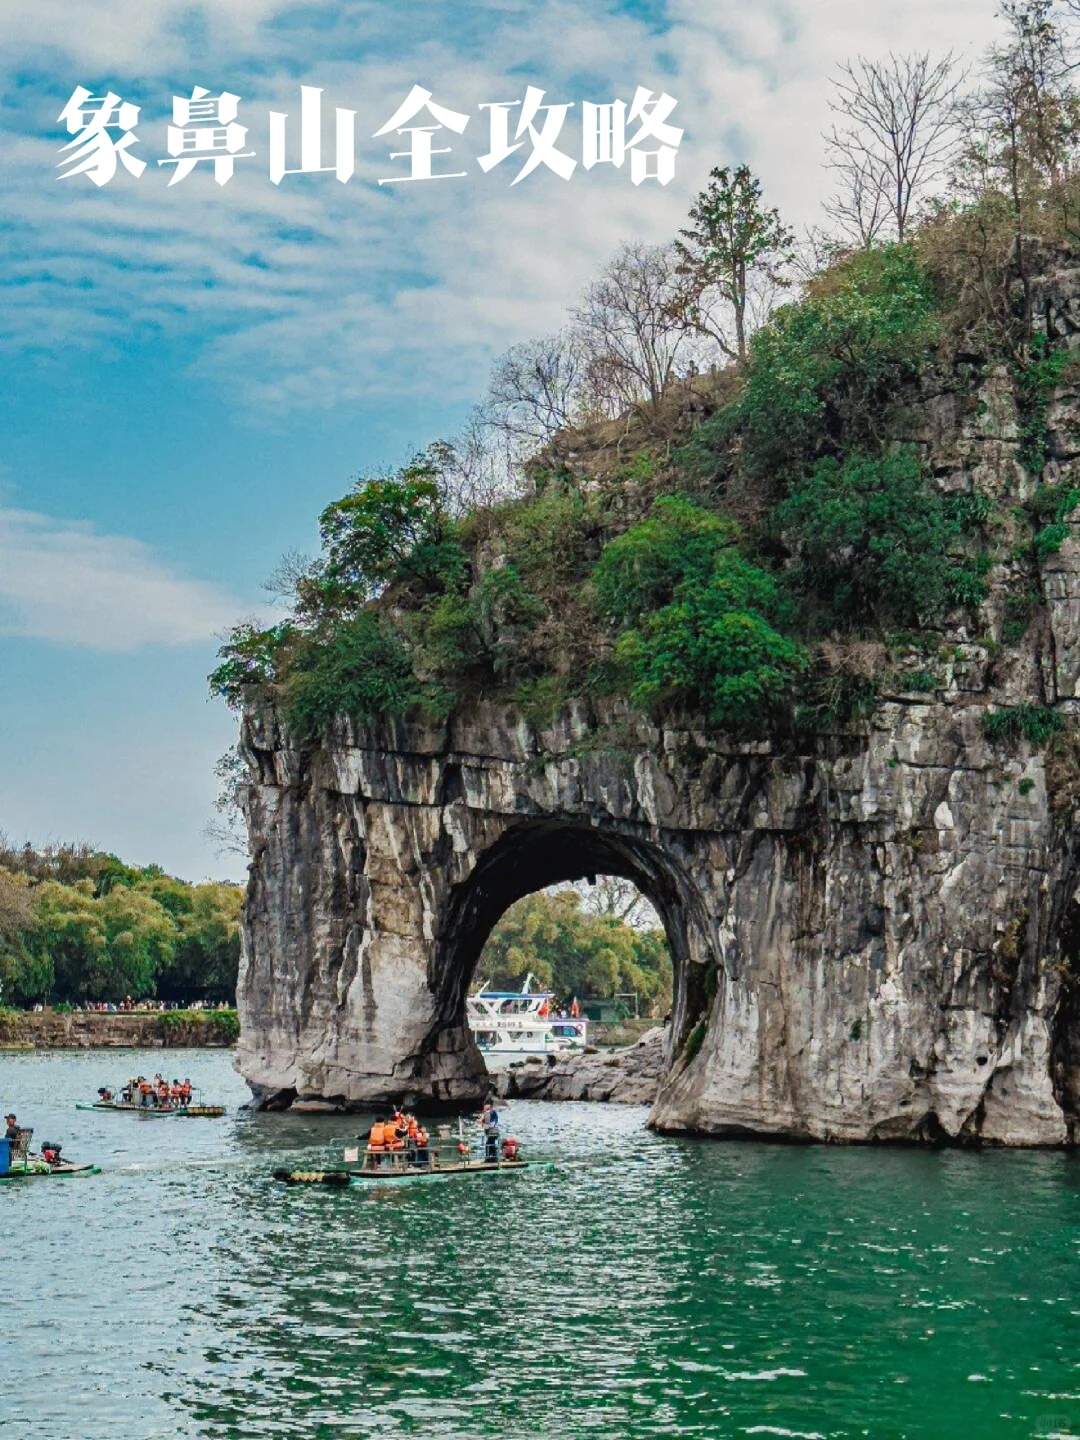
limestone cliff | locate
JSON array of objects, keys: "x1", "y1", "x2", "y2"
[{"x1": 234, "y1": 265, "x2": 1080, "y2": 1146}]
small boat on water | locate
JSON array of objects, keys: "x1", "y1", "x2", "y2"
[
  {"x1": 75, "y1": 1101, "x2": 225, "y2": 1118},
  {"x1": 76, "y1": 1077, "x2": 225, "y2": 1117},
  {"x1": 0, "y1": 1158, "x2": 100, "y2": 1181},
  {"x1": 467, "y1": 972, "x2": 588, "y2": 1071},
  {"x1": 0, "y1": 1131, "x2": 99, "y2": 1182},
  {"x1": 274, "y1": 1118, "x2": 539, "y2": 1186}
]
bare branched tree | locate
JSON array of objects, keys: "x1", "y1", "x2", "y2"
[
  {"x1": 825, "y1": 51, "x2": 965, "y2": 243},
  {"x1": 572, "y1": 242, "x2": 695, "y2": 416},
  {"x1": 205, "y1": 747, "x2": 249, "y2": 859},
  {"x1": 428, "y1": 414, "x2": 522, "y2": 515},
  {"x1": 263, "y1": 548, "x2": 315, "y2": 608},
  {"x1": 482, "y1": 330, "x2": 586, "y2": 453},
  {"x1": 574, "y1": 875, "x2": 660, "y2": 931}
]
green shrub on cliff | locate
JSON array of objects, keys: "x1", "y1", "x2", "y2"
[
  {"x1": 733, "y1": 245, "x2": 941, "y2": 486},
  {"x1": 284, "y1": 614, "x2": 425, "y2": 739},
  {"x1": 316, "y1": 460, "x2": 466, "y2": 604},
  {"x1": 982, "y1": 704, "x2": 1064, "y2": 748},
  {"x1": 594, "y1": 496, "x2": 807, "y2": 731},
  {"x1": 591, "y1": 496, "x2": 738, "y2": 620},
  {"x1": 776, "y1": 448, "x2": 988, "y2": 626},
  {"x1": 209, "y1": 622, "x2": 297, "y2": 706}
]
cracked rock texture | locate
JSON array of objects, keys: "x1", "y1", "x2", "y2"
[{"x1": 236, "y1": 274, "x2": 1080, "y2": 1146}]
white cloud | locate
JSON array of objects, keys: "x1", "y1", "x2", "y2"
[
  {"x1": 0, "y1": 0, "x2": 1011, "y2": 420},
  {"x1": 0, "y1": 506, "x2": 249, "y2": 650}
]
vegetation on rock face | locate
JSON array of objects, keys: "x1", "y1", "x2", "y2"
[
  {"x1": 982, "y1": 704, "x2": 1065, "y2": 748},
  {"x1": 730, "y1": 245, "x2": 942, "y2": 489},
  {"x1": 211, "y1": 4, "x2": 1080, "y2": 748},
  {"x1": 776, "y1": 448, "x2": 989, "y2": 627},
  {"x1": 0, "y1": 840, "x2": 241, "y2": 1008},
  {"x1": 594, "y1": 497, "x2": 807, "y2": 731}
]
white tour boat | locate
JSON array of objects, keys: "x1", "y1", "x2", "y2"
[{"x1": 467, "y1": 973, "x2": 588, "y2": 1070}]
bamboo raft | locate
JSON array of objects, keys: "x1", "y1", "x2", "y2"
[
  {"x1": 274, "y1": 1158, "x2": 536, "y2": 1186},
  {"x1": 75, "y1": 1101, "x2": 225, "y2": 1118}
]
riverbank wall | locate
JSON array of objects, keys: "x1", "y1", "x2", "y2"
[{"x1": 0, "y1": 1010, "x2": 239, "y2": 1050}]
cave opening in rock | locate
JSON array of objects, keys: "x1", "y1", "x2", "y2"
[{"x1": 432, "y1": 821, "x2": 713, "y2": 1077}]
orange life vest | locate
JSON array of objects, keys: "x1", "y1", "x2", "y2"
[{"x1": 368, "y1": 1122, "x2": 386, "y2": 1148}]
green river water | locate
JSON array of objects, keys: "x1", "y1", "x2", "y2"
[{"x1": 2, "y1": 1047, "x2": 1079, "y2": 1440}]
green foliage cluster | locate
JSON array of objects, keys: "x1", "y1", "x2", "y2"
[
  {"x1": 0, "y1": 843, "x2": 241, "y2": 1009},
  {"x1": 732, "y1": 246, "x2": 941, "y2": 485},
  {"x1": 982, "y1": 704, "x2": 1064, "y2": 748},
  {"x1": 209, "y1": 246, "x2": 998, "y2": 746},
  {"x1": 316, "y1": 463, "x2": 466, "y2": 606},
  {"x1": 211, "y1": 455, "x2": 465, "y2": 735},
  {"x1": 776, "y1": 447, "x2": 988, "y2": 627},
  {"x1": 478, "y1": 889, "x2": 671, "y2": 1014},
  {"x1": 594, "y1": 496, "x2": 807, "y2": 730},
  {"x1": 1028, "y1": 480, "x2": 1080, "y2": 560},
  {"x1": 206, "y1": 623, "x2": 296, "y2": 707},
  {"x1": 284, "y1": 613, "x2": 426, "y2": 740},
  {"x1": 1016, "y1": 337, "x2": 1074, "y2": 476}
]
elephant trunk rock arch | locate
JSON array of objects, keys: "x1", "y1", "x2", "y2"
[{"x1": 235, "y1": 694, "x2": 1080, "y2": 1145}]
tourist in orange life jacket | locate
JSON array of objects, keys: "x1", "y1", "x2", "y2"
[
  {"x1": 367, "y1": 1119, "x2": 387, "y2": 1167},
  {"x1": 138, "y1": 1077, "x2": 153, "y2": 1108},
  {"x1": 180, "y1": 1079, "x2": 193, "y2": 1104},
  {"x1": 385, "y1": 1111, "x2": 406, "y2": 1150}
]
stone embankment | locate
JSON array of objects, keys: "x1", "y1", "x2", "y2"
[{"x1": 0, "y1": 1010, "x2": 239, "y2": 1050}]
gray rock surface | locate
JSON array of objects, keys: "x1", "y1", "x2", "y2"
[
  {"x1": 234, "y1": 278, "x2": 1080, "y2": 1146},
  {"x1": 495, "y1": 1029, "x2": 668, "y2": 1105}
]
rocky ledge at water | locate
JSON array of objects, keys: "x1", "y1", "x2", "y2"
[
  {"x1": 495, "y1": 1029, "x2": 668, "y2": 1106},
  {"x1": 234, "y1": 262, "x2": 1080, "y2": 1147}
]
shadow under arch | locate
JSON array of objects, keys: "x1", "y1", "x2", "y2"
[{"x1": 430, "y1": 819, "x2": 718, "y2": 1067}]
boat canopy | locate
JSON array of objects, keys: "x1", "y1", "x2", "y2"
[{"x1": 473, "y1": 989, "x2": 556, "y2": 1001}]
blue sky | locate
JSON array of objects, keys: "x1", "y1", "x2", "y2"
[{"x1": 0, "y1": 0, "x2": 995, "y2": 880}]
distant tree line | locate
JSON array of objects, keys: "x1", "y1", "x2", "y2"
[
  {"x1": 477, "y1": 887, "x2": 672, "y2": 1016},
  {"x1": 0, "y1": 839, "x2": 242, "y2": 1009}
]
